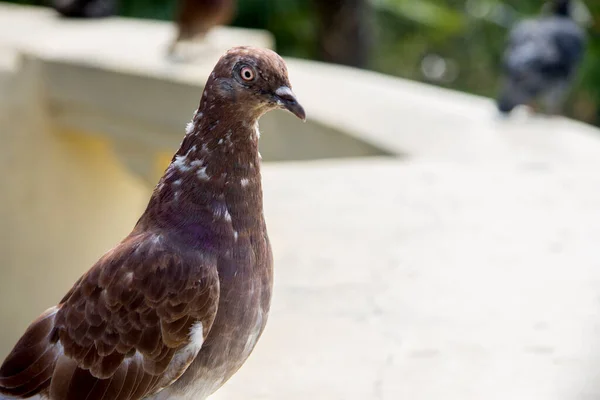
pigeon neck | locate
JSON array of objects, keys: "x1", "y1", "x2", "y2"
[{"x1": 138, "y1": 104, "x2": 264, "y2": 250}]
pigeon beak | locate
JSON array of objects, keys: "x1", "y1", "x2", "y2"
[{"x1": 274, "y1": 86, "x2": 306, "y2": 122}]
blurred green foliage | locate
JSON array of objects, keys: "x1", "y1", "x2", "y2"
[{"x1": 3, "y1": 0, "x2": 600, "y2": 124}]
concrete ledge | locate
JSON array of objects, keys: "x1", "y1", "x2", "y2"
[
  {"x1": 287, "y1": 57, "x2": 600, "y2": 166},
  {"x1": 215, "y1": 157, "x2": 600, "y2": 400}
]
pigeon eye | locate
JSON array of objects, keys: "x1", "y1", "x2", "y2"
[{"x1": 240, "y1": 66, "x2": 256, "y2": 81}]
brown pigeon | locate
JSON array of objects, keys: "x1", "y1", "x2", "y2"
[
  {"x1": 0, "y1": 46, "x2": 305, "y2": 400},
  {"x1": 168, "y1": 0, "x2": 236, "y2": 58}
]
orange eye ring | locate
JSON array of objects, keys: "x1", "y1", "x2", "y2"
[{"x1": 240, "y1": 66, "x2": 256, "y2": 81}]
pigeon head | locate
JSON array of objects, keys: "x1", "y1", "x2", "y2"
[
  {"x1": 203, "y1": 46, "x2": 306, "y2": 121},
  {"x1": 144, "y1": 47, "x2": 305, "y2": 238}
]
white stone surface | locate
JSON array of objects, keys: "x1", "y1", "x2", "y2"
[{"x1": 213, "y1": 158, "x2": 600, "y2": 400}]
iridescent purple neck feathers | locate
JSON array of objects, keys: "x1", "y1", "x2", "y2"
[{"x1": 139, "y1": 46, "x2": 305, "y2": 249}]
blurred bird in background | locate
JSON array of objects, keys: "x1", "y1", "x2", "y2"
[
  {"x1": 51, "y1": 0, "x2": 116, "y2": 18},
  {"x1": 168, "y1": 0, "x2": 236, "y2": 61},
  {"x1": 497, "y1": 0, "x2": 587, "y2": 115},
  {"x1": 312, "y1": 0, "x2": 373, "y2": 68}
]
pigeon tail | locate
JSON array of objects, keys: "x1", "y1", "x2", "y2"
[
  {"x1": 497, "y1": 96, "x2": 517, "y2": 114},
  {"x1": 0, "y1": 307, "x2": 61, "y2": 399}
]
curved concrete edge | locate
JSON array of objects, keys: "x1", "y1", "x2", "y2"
[{"x1": 285, "y1": 58, "x2": 600, "y2": 165}]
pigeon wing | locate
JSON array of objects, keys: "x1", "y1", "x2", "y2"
[{"x1": 0, "y1": 231, "x2": 220, "y2": 400}]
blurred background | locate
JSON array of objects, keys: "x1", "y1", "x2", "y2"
[{"x1": 4, "y1": 0, "x2": 600, "y2": 124}]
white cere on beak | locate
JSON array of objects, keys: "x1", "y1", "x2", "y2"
[{"x1": 275, "y1": 86, "x2": 294, "y2": 98}]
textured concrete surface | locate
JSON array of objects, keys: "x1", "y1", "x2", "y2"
[{"x1": 212, "y1": 158, "x2": 600, "y2": 400}]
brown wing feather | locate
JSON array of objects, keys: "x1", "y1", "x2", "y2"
[{"x1": 0, "y1": 231, "x2": 220, "y2": 400}]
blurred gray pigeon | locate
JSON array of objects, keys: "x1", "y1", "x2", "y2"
[{"x1": 497, "y1": 0, "x2": 587, "y2": 115}]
